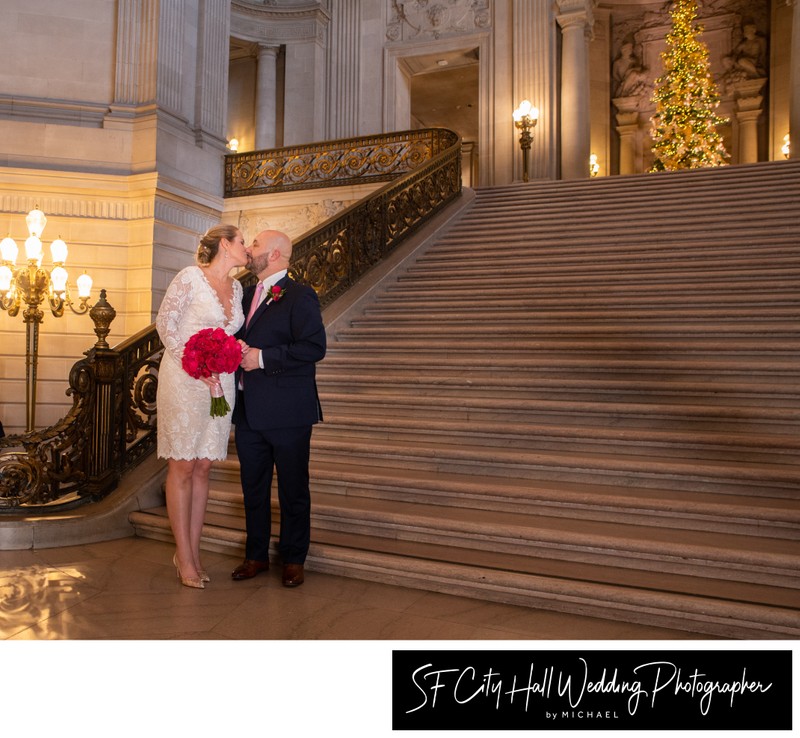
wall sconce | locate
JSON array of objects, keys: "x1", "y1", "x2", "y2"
[
  {"x1": 227, "y1": 138, "x2": 239, "y2": 152},
  {"x1": 589, "y1": 153, "x2": 600, "y2": 177},
  {"x1": 0, "y1": 207, "x2": 110, "y2": 432},
  {"x1": 512, "y1": 100, "x2": 539, "y2": 182},
  {"x1": 782, "y1": 134, "x2": 790, "y2": 159}
]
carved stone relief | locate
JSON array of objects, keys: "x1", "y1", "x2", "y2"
[
  {"x1": 238, "y1": 199, "x2": 353, "y2": 241},
  {"x1": 387, "y1": 0, "x2": 491, "y2": 41}
]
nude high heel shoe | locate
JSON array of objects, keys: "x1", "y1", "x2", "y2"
[
  {"x1": 173, "y1": 553, "x2": 204, "y2": 589},
  {"x1": 197, "y1": 568, "x2": 211, "y2": 583}
]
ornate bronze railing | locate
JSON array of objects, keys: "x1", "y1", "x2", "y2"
[
  {"x1": 225, "y1": 127, "x2": 457, "y2": 197},
  {"x1": 0, "y1": 128, "x2": 461, "y2": 512},
  {"x1": 0, "y1": 316, "x2": 164, "y2": 512},
  {"x1": 284, "y1": 128, "x2": 461, "y2": 305}
]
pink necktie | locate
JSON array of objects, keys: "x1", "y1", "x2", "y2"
[{"x1": 246, "y1": 282, "x2": 263, "y2": 327}]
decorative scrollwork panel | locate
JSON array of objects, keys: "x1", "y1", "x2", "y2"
[{"x1": 226, "y1": 128, "x2": 459, "y2": 197}]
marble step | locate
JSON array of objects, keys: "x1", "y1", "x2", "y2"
[
  {"x1": 363, "y1": 304, "x2": 800, "y2": 319},
  {"x1": 421, "y1": 237, "x2": 800, "y2": 260},
  {"x1": 327, "y1": 337, "x2": 800, "y2": 357},
  {"x1": 322, "y1": 389, "x2": 800, "y2": 432},
  {"x1": 471, "y1": 159, "x2": 800, "y2": 198},
  {"x1": 318, "y1": 371, "x2": 800, "y2": 400},
  {"x1": 303, "y1": 434, "x2": 798, "y2": 497},
  {"x1": 131, "y1": 489, "x2": 797, "y2": 630},
  {"x1": 389, "y1": 267, "x2": 800, "y2": 287},
  {"x1": 311, "y1": 413, "x2": 799, "y2": 459},
  {"x1": 435, "y1": 224, "x2": 799, "y2": 245},
  {"x1": 203, "y1": 456, "x2": 799, "y2": 548},
  {"x1": 377, "y1": 278, "x2": 800, "y2": 298},
  {"x1": 194, "y1": 485, "x2": 799, "y2": 585},
  {"x1": 128, "y1": 506, "x2": 800, "y2": 639},
  {"x1": 318, "y1": 353, "x2": 799, "y2": 378},
  {"x1": 406, "y1": 254, "x2": 800, "y2": 276},
  {"x1": 337, "y1": 322, "x2": 800, "y2": 339},
  {"x1": 298, "y1": 461, "x2": 800, "y2": 541},
  {"x1": 133, "y1": 479, "x2": 800, "y2": 597},
  {"x1": 205, "y1": 457, "x2": 800, "y2": 540}
]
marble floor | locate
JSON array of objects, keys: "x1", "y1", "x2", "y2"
[
  {"x1": 1, "y1": 536, "x2": 748, "y2": 738},
  {"x1": 0, "y1": 535, "x2": 706, "y2": 641}
]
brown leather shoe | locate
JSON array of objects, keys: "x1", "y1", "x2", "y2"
[
  {"x1": 231, "y1": 559, "x2": 270, "y2": 580},
  {"x1": 282, "y1": 563, "x2": 304, "y2": 587}
]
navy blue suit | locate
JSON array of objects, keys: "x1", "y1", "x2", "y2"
[{"x1": 233, "y1": 276, "x2": 326, "y2": 565}]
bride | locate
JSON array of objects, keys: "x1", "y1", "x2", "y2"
[{"x1": 155, "y1": 224, "x2": 248, "y2": 588}]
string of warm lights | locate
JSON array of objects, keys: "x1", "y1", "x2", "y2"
[{"x1": 649, "y1": 0, "x2": 729, "y2": 171}]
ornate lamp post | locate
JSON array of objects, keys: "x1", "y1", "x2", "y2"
[
  {"x1": 0, "y1": 207, "x2": 107, "y2": 432},
  {"x1": 512, "y1": 99, "x2": 539, "y2": 182}
]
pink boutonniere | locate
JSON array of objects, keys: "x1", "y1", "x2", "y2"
[{"x1": 267, "y1": 285, "x2": 285, "y2": 302}]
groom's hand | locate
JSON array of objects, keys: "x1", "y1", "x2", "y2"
[{"x1": 240, "y1": 346, "x2": 262, "y2": 371}]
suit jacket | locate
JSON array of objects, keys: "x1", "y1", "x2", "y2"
[{"x1": 233, "y1": 276, "x2": 326, "y2": 430}]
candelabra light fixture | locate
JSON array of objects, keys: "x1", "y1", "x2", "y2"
[
  {"x1": 782, "y1": 133, "x2": 790, "y2": 159},
  {"x1": 0, "y1": 207, "x2": 110, "y2": 432},
  {"x1": 589, "y1": 153, "x2": 600, "y2": 177},
  {"x1": 512, "y1": 99, "x2": 539, "y2": 182}
]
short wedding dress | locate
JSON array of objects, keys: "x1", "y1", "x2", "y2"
[{"x1": 156, "y1": 265, "x2": 244, "y2": 461}]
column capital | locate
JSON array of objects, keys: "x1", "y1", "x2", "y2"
[
  {"x1": 615, "y1": 111, "x2": 640, "y2": 128},
  {"x1": 736, "y1": 108, "x2": 762, "y2": 123},
  {"x1": 256, "y1": 43, "x2": 280, "y2": 58},
  {"x1": 555, "y1": 0, "x2": 594, "y2": 32}
]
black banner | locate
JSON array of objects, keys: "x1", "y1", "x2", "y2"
[{"x1": 392, "y1": 650, "x2": 792, "y2": 731}]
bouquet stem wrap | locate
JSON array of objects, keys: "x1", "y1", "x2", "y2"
[{"x1": 209, "y1": 383, "x2": 230, "y2": 417}]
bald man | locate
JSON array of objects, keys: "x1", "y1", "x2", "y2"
[{"x1": 231, "y1": 229, "x2": 326, "y2": 586}]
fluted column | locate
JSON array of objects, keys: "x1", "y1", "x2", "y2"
[
  {"x1": 326, "y1": 0, "x2": 360, "y2": 139},
  {"x1": 511, "y1": 0, "x2": 557, "y2": 181},
  {"x1": 556, "y1": 0, "x2": 594, "y2": 179},
  {"x1": 195, "y1": 0, "x2": 230, "y2": 140},
  {"x1": 110, "y1": 0, "x2": 158, "y2": 108},
  {"x1": 255, "y1": 45, "x2": 279, "y2": 150}
]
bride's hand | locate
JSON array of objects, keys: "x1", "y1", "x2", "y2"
[{"x1": 199, "y1": 373, "x2": 221, "y2": 390}]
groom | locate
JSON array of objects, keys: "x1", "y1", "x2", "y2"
[{"x1": 231, "y1": 229, "x2": 326, "y2": 586}]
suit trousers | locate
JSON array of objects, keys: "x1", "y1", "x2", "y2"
[{"x1": 234, "y1": 413, "x2": 313, "y2": 565}]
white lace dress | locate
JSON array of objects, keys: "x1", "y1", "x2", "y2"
[{"x1": 156, "y1": 265, "x2": 244, "y2": 461}]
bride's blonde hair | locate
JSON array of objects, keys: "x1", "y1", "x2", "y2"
[{"x1": 196, "y1": 224, "x2": 240, "y2": 265}]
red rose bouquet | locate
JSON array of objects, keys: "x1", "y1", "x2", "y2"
[{"x1": 182, "y1": 327, "x2": 242, "y2": 417}]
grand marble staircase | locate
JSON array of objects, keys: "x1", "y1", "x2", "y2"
[{"x1": 130, "y1": 159, "x2": 800, "y2": 638}]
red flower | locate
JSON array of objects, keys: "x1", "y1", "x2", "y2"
[
  {"x1": 268, "y1": 285, "x2": 285, "y2": 302},
  {"x1": 181, "y1": 328, "x2": 242, "y2": 416}
]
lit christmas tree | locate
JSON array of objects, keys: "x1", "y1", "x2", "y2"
[{"x1": 649, "y1": 0, "x2": 729, "y2": 171}]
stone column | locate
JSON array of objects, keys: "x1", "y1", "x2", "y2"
[
  {"x1": 255, "y1": 45, "x2": 279, "y2": 150},
  {"x1": 556, "y1": 0, "x2": 594, "y2": 179},
  {"x1": 108, "y1": 0, "x2": 158, "y2": 112},
  {"x1": 326, "y1": 0, "x2": 360, "y2": 139},
  {"x1": 733, "y1": 78, "x2": 767, "y2": 164},
  {"x1": 791, "y1": 0, "x2": 800, "y2": 158},
  {"x1": 512, "y1": 0, "x2": 558, "y2": 181},
  {"x1": 613, "y1": 98, "x2": 640, "y2": 175},
  {"x1": 195, "y1": 0, "x2": 230, "y2": 142}
]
